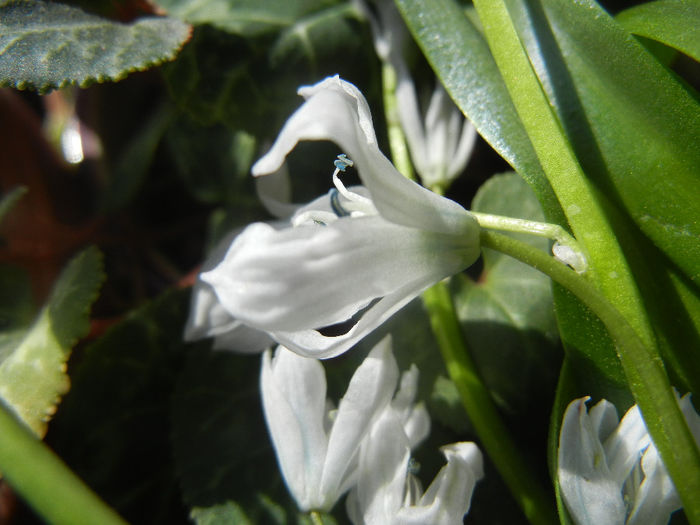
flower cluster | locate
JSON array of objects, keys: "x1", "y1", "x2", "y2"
[
  {"x1": 261, "y1": 337, "x2": 483, "y2": 522},
  {"x1": 558, "y1": 394, "x2": 700, "y2": 525}
]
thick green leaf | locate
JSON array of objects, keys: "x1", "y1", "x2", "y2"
[
  {"x1": 394, "y1": 0, "x2": 563, "y2": 224},
  {"x1": 0, "y1": 246, "x2": 104, "y2": 437},
  {"x1": 154, "y1": 0, "x2": 339, "y2": 37},
  {"x1": 617, "y1": 0, "x2": 700, "y2": 62},
  {"x1": 0, "y1": 0, "x2": 191, "y2": 93},
  {"x1": 46, "y1": 290, "x2": 193, "y2": 524},
  {"x1": 506, "y1": 0, "x2": 700, "y2": 284}
]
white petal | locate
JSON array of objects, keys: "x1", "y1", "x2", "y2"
[
  {"x1": 260, "y1": 347, "x2": 329, "y2": 511},
  {"x1": 391, "y1": 365, "x2": 430, "y2": 448},
  {"x1": 251, "y1": 75, "x2": 477, "y2": 237},
  {"x1": 603, "y1": 403, "x2": 650, "y2": 486},
  {"x1": 351, "y1": 408, "x2": 411, "y2": 525},
  {"x1": 203, "y1": 215, "x2": 476, "y2": 347},
  {"x1": 447, "y1": 120, "x2": 477, "y2": 181},
  {"x1": 210, "y1": 321, "x2": 274, "y2": 353},
  {"x1": 558, "y1": 397, "x2": 626, "y2": 525},
  {"x1": 255, "y1": 164, "x2": 298, "y2": 219},
  {"x1": 396, "y1": 442, "x2": 483, "y2": 525},
  {"x1": 626, "y1": 444, "x2": 681, "y2": 525},
  {"x1": 319, "y1": 337, "x2": 401, "y2": 506},
  {"x1": 270, "y1": 271, "x2": 448, "y2": 359},
  {"x1": 184, "y1": 279, "x2": 240, "y2": 341}
]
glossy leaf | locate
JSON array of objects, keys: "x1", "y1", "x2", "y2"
[
  {"x1": 0, "y1": 0, "x2": 191, "y2": 93},
  {"x1": 0, "y1": 246, "x2": 103, "y2": 437},
  {"x1": 617, "y1": 0, "x2": 700, "y2": 62},
  {"x1": 394, "y1": 0, "x2": 563, "y2": 223},
  {"x1": 153, "y1": 0, "x2": 339, "y2": 37},
  {"x1": 505, "y1": 0, "x2": 700, "y2": 284}
]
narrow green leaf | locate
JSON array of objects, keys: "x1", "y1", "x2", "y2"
[
  {"x1": 0, "y1": 246, "x2": 104, "y2": 437},
  {"x1": 394, "y1": 0, "x2": 563, "y2": 223},
  {"x1": 153, "y1": 0, "x2": 339, "y2": 37},
  {"x1": 617, "y1": 0, "x2": 700, "y2": 62},
  {"x1": 0, "y1": 0, "x2": 191, "y2": 93}
]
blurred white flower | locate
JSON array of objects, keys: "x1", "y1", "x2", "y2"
[
  {"x1": 202, "y1": 76, "x2": 480, "y2": 359},
  {"x1": 558, "y1": 394, "x2": 700, "y2": 525},
  {"x1": 356, "y1": 0, "x2": 477, "y2": 190},
  {"x1": 260, "y1": 336, "x2": 429, "y2": 512}
]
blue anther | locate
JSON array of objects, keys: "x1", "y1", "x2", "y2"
[{"x1": 333, "y1": 153, "x2": 354, "y2": 172}]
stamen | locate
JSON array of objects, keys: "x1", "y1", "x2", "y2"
[
  {"x1": 333, "y1": 153, "x2": 354, "y2": 172},
  {"x1": 329, "y1": 154, "x2": 377, "y2": 217}
]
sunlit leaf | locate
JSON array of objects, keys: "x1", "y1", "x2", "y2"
[
  {"x1": 0, "y1": 246, "x2": 103, "y2": 437},
  {"x1": 617, "y1": 0, "x2": 700, "y2": 62},
  {"x1": 506, "y1": 0, "x2": 700, "y2": 285},
  {"x1": 0, "y1": 0, "x2": 191, "y2": 93}
]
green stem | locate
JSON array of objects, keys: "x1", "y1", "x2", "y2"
[
  {"x1": 381, "y1": 60, "x2": 556, "y2": 524},
  {"x1": 422, "y1": 282, "x2": 558, "y2": 525},
  {"x1": 0, "y1": 401, "x2": 127, "y2": 525},
  {"x1": 481, "y1": 231, "x2": 700, "y2": 523},
  {"x1": 381, "y1": 62, "x2": 415, "y2": 181},
  {"x1": 471, "y1": 0, "x2": 655, "y2": 347}
]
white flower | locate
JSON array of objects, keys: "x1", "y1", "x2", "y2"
[
  {"x1": 557, "y1": 394, "x2": 700, "y2": 525},
  {"x1": 346, "y1": 402, "x2": 483, "y2": 525},
  {"x1": 202, "y1": 75, "x2": 480, "y2": 358},
  {"x1": 261, "y1": 336, "x2": 429, "y2": 512},
  {"x1": 356, "y1": 0, "x2": 477, "y2": 190}
]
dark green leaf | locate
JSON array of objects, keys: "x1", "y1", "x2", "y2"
[
  {"x1": 453, "y1": 173, "x2": 561, "y2": 418},
  {"x1": 0, "y1": 0, "x2": 191, "y2": 93},
  {"x1": 617, "y1": 0, "x2": 700, "y2": 62},
  {"x1": 153, "y1": 0, "x2": 339, "y2": 37},
  {"x1": 171, "y1": 346, "x2": 305, "y2": 523},
  {"x1": 0, "y1": 246, "x2": 104, "y2": 437},
  {"x1": 46, "y1": 290, "x2": 193, "y2": 524},
  {"x1": 101, "y1": 103, "x2": 176, "y2": 212},
  {"x1": 162, "y1": 9, "x2": 371, "y2": 134}
]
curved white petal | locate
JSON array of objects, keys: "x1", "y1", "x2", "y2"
[
  {"x1": 320, "y1": 337, "x2": 400, "y2": 506},
  {"x1": 185, "y1": 229, "x2": 273, "y2": 353},
  {"x1": 260, "y1": 347, "x2": 329, "y2": 511},
  {"x1": 396, "y1": 442, "x2": 483, "y2": 525},
  {"x1": 202, "y1": 215, "x2": 476, "y2": 345},
  {"x1": 391, "y1": 365, "x2": 430, "y2": 448},
  {"x1": 351, "y1": 407, "x2": 411, "y2": 525},
  {"x1": 251, "y1": 75, "x2": 477, "y2": 237},
  {"x1": 627, "y1": 445, "x2": 681, "y2": 525},
  {"x1": 558, "y1": 397, "x2": 626, "y2": 525},
  {"x1": 603, "y1": 403, "x2": 650, "y2": 486}
]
